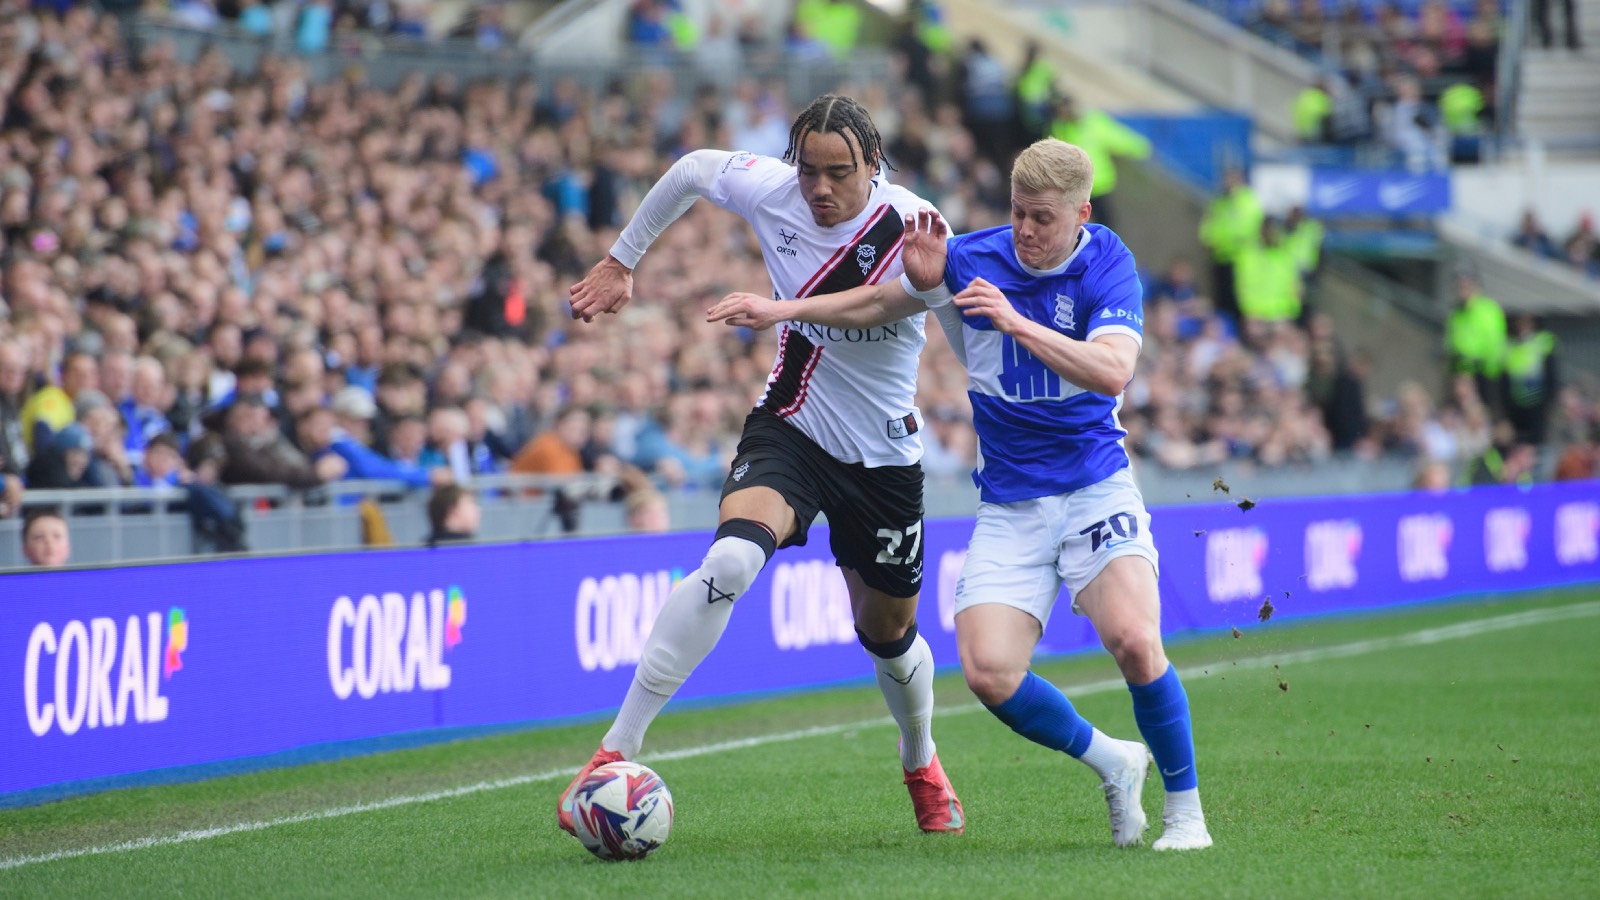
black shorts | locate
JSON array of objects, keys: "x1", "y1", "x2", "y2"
[{"x1": 721, "y1": 409, "x2": 925, "y2": 599}]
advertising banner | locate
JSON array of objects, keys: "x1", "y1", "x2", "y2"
[
  {"x1": 5, "y1": 481, "x2": 1597, "y2": 798},
  {"x1": 1305, "y1": 168, "x2": 1452, "y2": 217}
]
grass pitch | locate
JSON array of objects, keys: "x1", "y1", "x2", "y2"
[{"x1": 2, "y1": 588, "x2": 1597, "y2": 898}]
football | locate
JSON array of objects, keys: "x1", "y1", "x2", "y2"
[{"x1": 569, "y1": 761, "x2": 674, "y2": 861}]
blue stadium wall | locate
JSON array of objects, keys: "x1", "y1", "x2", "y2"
[{"x1": 5, "y1": 481, "x2": 1599, "y2": 803}]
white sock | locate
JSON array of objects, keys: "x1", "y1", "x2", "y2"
[
  {"x1": 601, "y1": 535, "x2": 768, "y2": 757},
  {"x1": 601, "y1": 680, "x2": 669, "y2": 759},
  {"x1": 1164, "y1": 787, "x2": 1204, "y2": 817},
  {"x1": 867, "y1": 631, "x2": 937, "y2": 771},
  {"x1": 1077, "y1": 728, "x2": 1136, "y2": 778}
]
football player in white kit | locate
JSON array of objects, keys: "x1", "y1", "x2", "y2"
[
  {"x1": 710, "y1": 139, "x2": 1212, "y2": 851},
  {"x1": 558, "y1": 95, "x2": 965, "y2": 836}
]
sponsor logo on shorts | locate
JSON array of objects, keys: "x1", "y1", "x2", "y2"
[{"x1": 732, "y1": 462, "x2": 750, "y2": 482}]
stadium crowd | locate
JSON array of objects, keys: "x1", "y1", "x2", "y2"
[
  {"x1": 1510, "y1": 208, "x2": 1600, "y2": 280},
  {"x1": 0, "y1": 1, "x2": 1592, "y2": 535},
  {"x1": 1261, "y1": 0, "x2": 1506, "y2": 168}
]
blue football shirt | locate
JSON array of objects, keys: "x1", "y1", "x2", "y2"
[{"x1": 931, "y1": 223, "x2": 1144, "y2": 503}]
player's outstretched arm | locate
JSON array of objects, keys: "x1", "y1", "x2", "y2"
[
  {"x1": 954, "y1": 277, "x2": 1139, "y2": 396},
  {"x1": 708, "y1": 280, "x2": 924, "y2": 331},
  {"x1": 569, "y1": 149, "x2": 731, "y2": 321}
]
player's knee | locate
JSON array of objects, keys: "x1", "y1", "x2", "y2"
[
  {"x1": 856, "y1": 621, "x2": 917, "y2": 658},
  {"x1": 854, "y1": 614, "x2": 915, "y2": 648},
  {"x1": 961, "y1": 651, "x2": 1025, "y2": 706},
  {"x1": 1104, "y1": 624, "x2": 1165, "y2": 681},
  {"x1": 701, "y1": 519, "x2": 778, "y2": 599}
]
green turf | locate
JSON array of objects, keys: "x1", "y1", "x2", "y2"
[{"x1": 2, "y1": 588, "x2": 1598, "y2": 898}]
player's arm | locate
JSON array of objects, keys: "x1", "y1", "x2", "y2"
[
  {"x1": 569, "y1": 149, "x2": 734, "y2": 321},
  {"x1": 706, "y1": 209, "x2": 952, "y2": 331},
  {"x1": 708, "y1": 281, "x2": 924, "y2": 331},
  {"x1": 953, "y1": 277, "x2": 1138, "y2": 397}
]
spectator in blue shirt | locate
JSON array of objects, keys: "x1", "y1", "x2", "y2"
[
  {"x1": 296, "y1": 0, "x2": 334, "y2": 52},
  {"x1": 120, "y1": 357, "x2": 175, "y2": 465},
  {"x1": 296, "y1": 406, "x2": 443, "y2": 488},
  {"x1": 134, "y1": 432, "x2": 188, "y2": 487}
]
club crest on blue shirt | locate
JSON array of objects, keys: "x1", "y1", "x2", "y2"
[{"x1": 1053, "y1": 293, "x2": 1076, "y2": 331}]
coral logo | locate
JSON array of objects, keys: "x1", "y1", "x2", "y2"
[
  {"x1": 327, "y1": 587, "x2": 464, "y2": 700},
  {"x1": 1304, "y1": 519, "x2": 1362, "y2": 591},
  {"x1": 575, "y1": 568, "x2": 681, "y2": 672},
  {"x1": 1483, "y1": 507, "x2": 1532, "y2": 573},
  {"x1": 23, "y1": 608, "x2": 187, "y2": 737},
  {"x1": 1397, "y1": 514, "x2": 1453, "y2": 582},
  {"x1": 770, "y1": 560, "x2": 855, "y2": 650},
  {"x1": 1205, "y1": 528, "x2": 1269, "y2": 603},
  {"x1": 1555, "y1": 502, "x2": 1600, "y2": 566}
]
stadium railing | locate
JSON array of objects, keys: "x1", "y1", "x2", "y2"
[
  {"x1": 0, "y1": 459, "x2": 1445, "y2": 571},
  {"x1": 0, "y1": 473, "x2": 617, "y2": 571},
  {"x1": 125, "y1": 17, "x2": 894, "y2": 105}
]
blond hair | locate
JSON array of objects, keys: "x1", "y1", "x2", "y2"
[{"x1": 1011, "y1": 138, "x2": 1094, "y2": 205}]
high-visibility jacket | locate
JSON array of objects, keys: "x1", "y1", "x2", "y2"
[
  {"x1": 1199, "y1": 185, "x2": 1265, "y2": 263},
  {"x1": 1446, "y1": 293, "x2": 1508, "y2": 378},
  {"x1": 1293, "y1": 86, "x2": 1332, "y2": 141},
  {"x1": 1504, "y1": 330, "x2": 1556, "y2": 408},
  {"x1": 1286, "y1": 217, "x2": 1325, "y2": 273},
  {"x1": 1440, "y1": 83, "x2": 1484, "y2": 135},
  {"x1": 1235, "y1": 242, "x2": 1303, "y2": 323}
]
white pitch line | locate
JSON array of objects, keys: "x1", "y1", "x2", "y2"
[{"x1": 2, "y1": 599, "x2": 1596, "y2": 872}]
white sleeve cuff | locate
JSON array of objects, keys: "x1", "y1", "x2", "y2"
[
  {"x1": 900, "y1": 273, "x2": 954, "y2": 308},
  {"x1": 1085, "y1": 324, "x2": 1144, "y2": 346},
  {"x1": 609, "y1": 238, "x2": 645, "y2": 270}
]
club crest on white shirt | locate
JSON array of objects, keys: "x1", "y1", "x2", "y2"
[
  {"x1": 1053, "y1": 293, "x2": 1076, "y2": 331},
  {"x1": 856, "y1": 243, "x2": 877, "y2": 276}
]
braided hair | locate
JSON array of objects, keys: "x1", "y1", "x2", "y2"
[{"x1": 781, "y1": 94, "x2": 896, "y2": 174}]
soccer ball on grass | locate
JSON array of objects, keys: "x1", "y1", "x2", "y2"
[{"x1": 570, "y1": 761, "x2": 674, "y2": 860}]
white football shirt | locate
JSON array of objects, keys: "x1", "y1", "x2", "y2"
[{"x1": 611, "y1": 149, "x2": 937, "y2": 467}]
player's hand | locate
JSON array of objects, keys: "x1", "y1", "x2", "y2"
[
  {"x1": 954, "y1": 277, "x2": 1027, "y2": 334},
  {"x1": 569, "y1": 255, "x2": 634, "y2": 323},
  {"x1": 901, "y1": 208, "x2": 949, "y2": 292},
  {"x1": 707, "y1": 292, "x2": 786, "y2": 331}
]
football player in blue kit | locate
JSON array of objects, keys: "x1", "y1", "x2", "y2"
[{"x1": 709, "y1": 138, "x2": 1212, "y2": 850}]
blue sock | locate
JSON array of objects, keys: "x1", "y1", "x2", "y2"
[
  {"x1": 1129, "y1": 664, "x2": 1199, "y2": 792},
  {"x1": 986, "y1": 670, "x2": 1094, "y2": 757}
]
